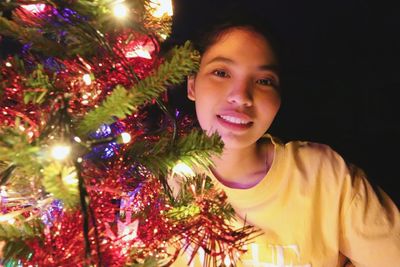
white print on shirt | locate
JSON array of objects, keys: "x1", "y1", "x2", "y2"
[{"x1": 241, "y1": 243, "x2": 312, "y2": 267}]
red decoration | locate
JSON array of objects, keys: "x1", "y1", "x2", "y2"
[
  {"x1": 21, "y1": 4, "x2": 47, "y2": 14},
  {"x1": 112, "y1": 31, "x2": 161, "y2": 80},
  {"x1": 14, "y1": 4, "x2": 53, "y2": 26}
]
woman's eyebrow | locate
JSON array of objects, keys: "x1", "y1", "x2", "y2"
[
  {"x1": 259, "y1": 64, "x2": 279, "y2": 74},
  {"x1": 205, "y1": 56, "x2": 279, "y2": 75},
  {"x1": 204, "y1": 56, "x2": 235, "y2": 66},
  {"x1": 205, "y1": 56, "x2": 279, "y2": 73}
]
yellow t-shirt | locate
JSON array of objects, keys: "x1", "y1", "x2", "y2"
[{"x1": 172, "y1": 136, "x2": 400, "y2": 266}]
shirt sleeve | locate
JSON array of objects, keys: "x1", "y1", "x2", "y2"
[{"x1": 339, "y1": 165, "x2": 400, "y2": 266}]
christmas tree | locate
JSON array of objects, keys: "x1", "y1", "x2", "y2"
[{"x1": 0, "y1": 1, "x2": 257, "y2": 266}]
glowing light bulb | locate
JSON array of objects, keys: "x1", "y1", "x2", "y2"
[
  {"x1": 0, "y1": 213, "x2": 15, "y2": 223},
  {"x1": 172, "y1": 162, "x2": 195, "y2": 177},
  {"x1": 159, "y1": 33, "x2": 168, "y2": 40},
  {"x1": 51, "y1": 145, "x2": 71, "y2": 160},
  {"x1": 5, "y1": 62, "x2": 12, "y2": 67},
  {"x1": 113, "y1": 3, "x2": 128, "y2": 18},
  {"x1": 120, "y1": 132, "x2": 131, "y2": 143},
  {"x1": 82, "y1": 73, "x2": 92, "y2": 85},
  {"x1": 63, "y1": 172, "x2": 78, "y2": 185},
  {"x1": 150, "y1": 0, "x2": 173, "y2": 18}
]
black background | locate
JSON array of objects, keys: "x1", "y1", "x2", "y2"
[{"x1": 168, "y1": 0, "x2": 400, "y2": 205}]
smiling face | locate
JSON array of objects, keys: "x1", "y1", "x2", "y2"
[{"x1": 187, "y1": 27, "x2": 281, "y2": 149}]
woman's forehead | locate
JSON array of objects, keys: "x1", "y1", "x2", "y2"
[{"x1": 201, "y1": 28, "x2": 277, "y2": 66}]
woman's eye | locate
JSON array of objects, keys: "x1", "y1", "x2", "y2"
[
  {"x1": 212, "y1": 70, "x2": 229, "y2": 78},
  {"x1": 257, "y1": 78, "x2": 275, "y2": 86}
]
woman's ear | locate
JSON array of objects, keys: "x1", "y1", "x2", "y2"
[{"x1": 187, "y1": 75, "x2": 196, "y2": 101}]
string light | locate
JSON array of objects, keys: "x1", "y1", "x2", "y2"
[
  {"x1": 82, "y1": 74, "x2": 92, "y2": 86},
  {"x1": 159, "y1": 33, "x2": 168, "y2": 40},
  {"x1": 149, "y1": 0, "x2": 173, "y2": 18},
  {"x1": 51, "y1": 145, "x2": 71, "y2": 160},
  {"x1": 120, "y1": 132, "x2": 131, "y2": 143},
  {"x1": 172, "y1": 162, "x2": 195, "y2": 177},
  {"x1": 63, "y1": 172, "x2": 78, "y2": 186},
  {"x1": 113, "y1": 2, "x2": 129, "y2": 18}
]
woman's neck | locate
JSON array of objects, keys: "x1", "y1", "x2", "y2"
[{"x1": 210, "y1": 140, "x2": 274, "y2": 189}]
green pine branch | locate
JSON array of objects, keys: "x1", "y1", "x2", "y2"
[
  {"x1": 173, "y1": 130, "x2": 223, "y2": 171},
  {"x1": 42, "y1": 163, "x2": 79, "y2": 209},
  {"x1": 127, "y1": 130, "x2": 222, "y2": 177},
  {"x1": 132, "y1": 41, "x2": 200, "y2": 106},
  {"x1": 76, "y1": 41, "x2": 200, "y2": 136},
  {"x1": 0, "y1": 128, "x2": 42, "y2": 177},
  {"x1": 24, "y1": 64, "x2": 52, "y2": 104},
  {"x1": 169, "y1": 175, "x2": 235, "y2": 220},
  {"x1": 0, "y1": 7, "x2": 95, "y2": 58},
  {"x1": 0, "y1": 216, "x2": 43, "y2": 241},
  {"x1": 76, "y1": 84, "x2": 133, "y2": 136},
  {"x1": 1, "y1": 240, "x2": 34, "y2": 267},
  {"x1": 130, "y1": 135, "x2": 172, "y2": 175},
  {"x1": 53, "y1": 0, "x2": 111, "y2": 19},
  {"x1": 0, "y1": 16, "x2": 66, "y2": 58}
]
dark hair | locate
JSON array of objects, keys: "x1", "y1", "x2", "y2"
[{"x1": 191, "y1": 12, "x2": 283, "y2": 70}]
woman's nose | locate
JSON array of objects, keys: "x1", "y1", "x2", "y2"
[{"x1": 226, "y1": 79, "x2": 253, "y2": 107}]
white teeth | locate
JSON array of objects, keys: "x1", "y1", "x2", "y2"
[{"x1": 219, "y1": 115, "x2": 249, "y2": 124}]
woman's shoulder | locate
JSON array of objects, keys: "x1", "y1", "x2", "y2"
[
  {"x1": 287, "y1": 139, "x2": 337, "y2": 157},
  {"x1": 264, "y1": 134, "x2": 341, "y2": 160},
  {"x1": 266, "y1": 134, "x2": 349, "y2": 174}
]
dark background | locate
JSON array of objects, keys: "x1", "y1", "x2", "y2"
[{"x1": 168, "y1": 0, "x2": 400, "y2": 205}]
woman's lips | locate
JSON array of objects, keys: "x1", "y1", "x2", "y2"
[{"x1": 216, "y1": 114, "x2": 253, "y2": 131}]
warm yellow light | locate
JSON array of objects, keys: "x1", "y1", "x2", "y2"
[
  {"x1": 82, "y1": 73, "x2": 92, "y2": 85},
  {"x1": 120, "y1": 132, "x2": 131, "y2": 143},
  {"x1": 5, "y1": 62, "x2": 12, "y2": 67},
  {"x1": 113, "y1": 3, "x2": 129, "y2": 18},
  {"x1": 159, "y1": 33, "x2": 168, "y2": 40},
  {"x1": 51, "y1": 145, "x2": 71, "y2": 160},
  {"x1": 150, "y1": 0, "x2": 173, "y2": 18},
  {"x1": 0, "y1": 213, "x2": 16, "y2": 223},
  {"x1": 172, "y1": 162, "x2": 195, "y2": 177},
  {"x1": 0, "y1": 215, "x2": 9, "y2": 223}
]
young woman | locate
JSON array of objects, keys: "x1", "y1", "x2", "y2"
[{"x1": 172, "y1": 15, "x2": 400, "y2": 267}]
